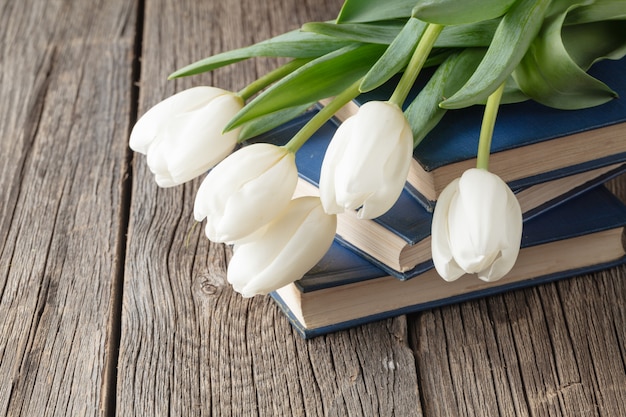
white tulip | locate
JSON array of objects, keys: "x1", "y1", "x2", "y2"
[
  {"x1": 227, "y1": 197, "x2": 337, "y2": 297},
  {"x1": 194, "y1": 143, "x2": 298, "y2": 244},
  {"x1": 319, "y1": 101, "x2": 413, "y2": 219},
  {"x1": 130, "y1": 86, "x2": 243, "y2": 187},
  {"x1": 431, "y1": 168, "x2": 523, "y2": 282}
]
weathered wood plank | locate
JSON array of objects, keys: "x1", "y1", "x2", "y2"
[
  {"x1": 410, "y1": 175, "x2": 626, "y2": 416},
  {"x1": 0, "y1": 0, "x2": 136, "y2": 416},
  {"x1": 118, "y1": 0, "x2": 423, "y2": 415}
]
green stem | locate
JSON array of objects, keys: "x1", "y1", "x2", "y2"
[
  {"x1": 237, "y1": 58, "x2": 309, "y2": 101},
  {"x1": 284, "y1": 79, "x2": 362, "y2": 153},
  {"x1": 389, "y1": 23, "x2": 444, "y2": 107},
  {"x1": 476, "y1": 83, "x2": 506, "y2": 170}
]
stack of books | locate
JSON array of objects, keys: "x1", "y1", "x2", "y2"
[{"x1": 261, "y1": 57, "x2": 626, "y2": 338}]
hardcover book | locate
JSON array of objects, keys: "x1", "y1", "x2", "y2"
[
  {"x1": 249, "y1": 57, "x2": 626, "y2": 277},
  {"x1": 271, "y1": 186, "x2": 626, "y2": 338},
  {"x1": 328, "y1": 56, "x2": 626, "y2": 210},
  {"x1": 290, "y1": 117, "x2": 626, "y2": 277}
]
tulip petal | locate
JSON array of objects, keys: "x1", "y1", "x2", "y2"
[
  {"x1": 460, "y1": 169, "x2": 509, "y2": 254},
  {"x1": 431, "y1": 168, "x2": 522, "y2": 283},
  {"x1": 241, "y1": 209, "x2": 335, "y2": 296},
  {"x1": 448, "y1": 169, "x2": 510, "y2": 273},
  {"x1": 195, "y1": 143, "x2": 286, "y2": 221},
  {"x1": 130, "y1": 86, "x2": 226, "y2": 153},
  {"x1": 194, "y1": 143, "x2": 298, "y2": 243},
  {"x1": 319, "y1": 101, "x2": 413, "y2": 219},
  {"x1": 160, "y1": 93, "x2": 242, "y2": 184},
  {"x1": 227, "y1": 197, "x2": 337, "y2": 297},
  {"x1": 319, "y1": 118, "x2": 354, "y2": 214},
  {"x1": 132, "y1": 86, "x2": 244, "y2": 187},
  {"x1": 215, "y1": 153, "x2": 296, "y2": 242},
  {"x1": 357, "y1": 120, "x2": 413, "y2": 219},
  {"x1": 431, "y1": 178, "x2": 466, "y2": 281},
  {"x1": 477, "y1": 186, "x2": 522, "y2": 281},
  {"x1": 340, "y1": 102, "x2": 404, "y2": 191}
]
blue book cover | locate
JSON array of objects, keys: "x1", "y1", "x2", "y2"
[
  {"x1": 280, "y1": 113, "x2": 626, "y2": 278},
  {"x1": 271, "y1": 186, "x2": 626, "y2": 338},
  {"x1": 249, "y1": 57, "x2": 626, "y2": 277},
  {"x1": 415, "y1": 57, "x2": 626, "y2": 173},
  {"x1": 325, "y1": 57, "x2": 626, "y2": 209},
  {"x1": 249, "y1": 111, "x2": 434, "y2": 276}
]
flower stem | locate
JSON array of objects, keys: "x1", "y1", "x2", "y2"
[
  {"x1": 237, "y1": 58, "x2": 310, "y2": 101},
  {"x1": 476, "y1": 83, "x2": 506, "y2": 170},
  {"x1": 389, "y1": 23, "x2": 444, "y2": 107},
  {"x1": 284, "y1": 79, "x2": 362, "y2": 153}
]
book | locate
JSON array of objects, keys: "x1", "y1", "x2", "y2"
[
  {"x1": 249, "y1": 57, "x2": 626, "y2": 277},
  {"x1": 290, "y1": 115, "x2": 626, "y2": 277},
  {"x1": 327, "y1": 57, "x2": 626, "y2": 210},
  {"x1": 271, "y1": 186, "x2": 626, "y2": 338}
]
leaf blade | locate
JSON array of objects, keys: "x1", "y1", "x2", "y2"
[
  {"x1": 360, "y1": 17, "x2": 427, "y2": 92},
  {"x1": 168, "y1": 30, "x2": 355, "y2": 78},
  {"x1": 226, "y1": 43, "x2": 387, "y2": 129},
  {"x1": 412, "y1": 0, "x2": 516, "y2": 25},
  {"x1": 434, "y1": 19, "x2": 500, "y2": 48},
  {"x1": 238, "y1": 104, "x2": 315, "y2": 141},
  {"x1": 302, "y1": 20, "x2": 405, "y2": 45},
  {"x1": 441, "y1": 0, "x2": 552, "y2": 109},
  {"x1": 337, "y1": 0, "x2": 416, "y2": 23},
  {"x1": 564, "y1": 0, "x2": 626, "y2": 24},
  {"x1": 513, "y1": 6, "x2": 618, "y2": 109},
  {"x1": 562, "y1": 20, "x2": 626, "y2": 68},
  {"x1": 405, "y1": 49, "x2": 485, "y2": 146}
]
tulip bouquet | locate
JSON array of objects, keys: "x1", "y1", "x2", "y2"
[{"x1": 130, "y1": 0, "x2": 626, "y2": 297}]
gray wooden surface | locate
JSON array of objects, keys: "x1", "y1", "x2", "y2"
[{"x1": 0, "y1": 0, "x2": 624, "y2": 416}]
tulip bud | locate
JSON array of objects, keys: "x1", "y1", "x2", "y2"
[
  {"x1": 431, "y1": 168, "x2": 523, "y2": 282},
  {"x1": 130, "y1": 86, "x2": 243, "y2": 187},
  {"x1": 227, "y1": 197, "x2": 337, "y2": 297},
  {"x1": 194, "y1": 143, "x2": 298, "y2": 244},
  {"x1": 319, "y1": 101, "x2": 413, "y2": 219}
]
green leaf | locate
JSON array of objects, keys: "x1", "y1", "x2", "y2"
[
  {"x1": 563, "y1": 0, "x2": 626, "y2": 23},
  {"x1": 562, "y1": 20, "x2": 626, "y2": 68},
  {"x1": 168, "y1": 30, "x2": 354, "y2": 78},
  {"x1": 337, "y1": 0, "x2": 416, "y2": 23},
  {"x1": 513, "y1": 6, "x2": 618, "y2": 110},
  {"x1": 405, "y1": 48, "x2": 485, "y2": 147},
  {"x1": 545, "y1": 0, "x2": 593, "y2": 18},
  {"x1": 434, "y1": 19, "x2": 500, "y2": 47},
  {"x1": 500, "y1": 77, "x2": 530, "y2": 104},
  {"x1": 301, "y1": 20, "x2": 405, "y2": 45},
  {"x1": 441, "y1": 0, "x2": 551, "y2": 109},
  {"x1": 237, "y1": 104, "x2": 314, "y2": 141},
  {"x1": 360, "y1": 17, "x2": 427, "y2": 92},
  {"x1": 412, "y1": 0, "x2": 516, "y2": 24},
  {"x1": 225, "y1": 43, "x2": 387, "y2": 129},
  {"x1": 360, "y1": 17, "x2": 497, "y2": 93}
]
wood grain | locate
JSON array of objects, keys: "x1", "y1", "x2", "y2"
[
  {"x1": 117, "y1": 0, "x2": 422, "y2": 416},
  {"x1": 410, "y1": 222, "x2": 626, "y2": 416},
  {"x1": 0, "y1": 0, "x2": 135, "y2": 416},
  {"x1": 1, "y1": 0, "x2": 624, "y2": 416}
]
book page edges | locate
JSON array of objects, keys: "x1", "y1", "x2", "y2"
[
  {"x1": 409, "y1": 122, "x2": 626, "y2": 201},
  {"x1": 516, "y1": 163, "x2": 623, "y2": 213},
  {"x1": 279, "y1": 228, "x2": 625, "y2": 330},
  {"x1": 294, "y1": 178, "x2": 412, "y2": 271}
]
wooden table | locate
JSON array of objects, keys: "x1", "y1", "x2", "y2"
[{"x1": 1, "y1": 0, "x2": 625, "y2": 415}]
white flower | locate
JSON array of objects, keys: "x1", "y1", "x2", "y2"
[
  {"x1": 194, "y1": 143, "x2": 298, "y2": 244},
  {"x1": 129, "y1": 86, "x2": 243, "y2": 187},
  {"x1": 431, "y1": 168, "x2": 523, "y2": 282},
  {"x1": 319, "y1": 101, "x2": 413, "y2": 219},
  {"x1": 227, "y1": 197, "x2": 337, "y2": 297}
]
